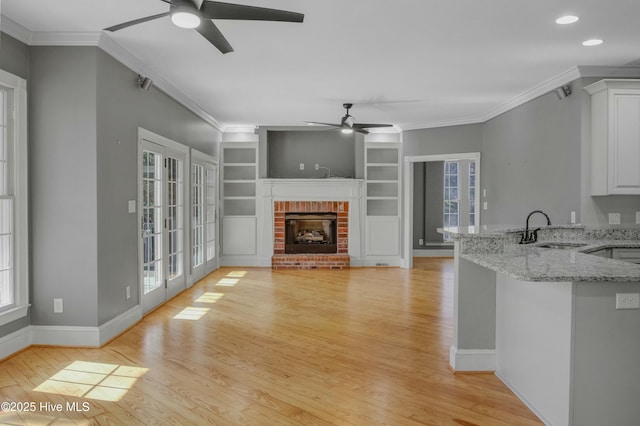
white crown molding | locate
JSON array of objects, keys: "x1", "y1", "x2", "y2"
[
  {"x1": 0, "y1": 15, "x2": 224, "y2": 132},
  {"x1": 30, "y1": 31, "x2": 101, "y2": 46},
  {"x1": 400, "y1": 116, "x2": 485, "y2": 132},
  {"x1": 0, "y1": 15, "x2": 33, "y2": 45},
  {"x1": 478, "y1": 66, "x2": 582, "y2": 122},
  {"x1": 577, "y1": 65, "x2": 640, "y2": 78},
  {"x1": 98, "y1": 34, "x2": 224, "y2": 132}
]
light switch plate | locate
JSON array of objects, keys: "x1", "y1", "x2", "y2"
[
  {"x1": 636, "y1": 211, "x2": 640, "y2": 224},
  {"x1": 299, "y1": 163, "x2": 304, "y2": 170},
  {"x1": 54, "y1": 298, "x2": 63, "y2": 313},
  {"x1": 570, "y1": 211, "x2": 576, "y2": 224},
  {"x1": 608, "y1": 213, "x2": 621, "y2": 225},
  {"x1": 128, "y1": 200, "x2": 136, "y2": 214},
  {"x1": 483, "y1": 201, "x2": 488, "y2": 210}
]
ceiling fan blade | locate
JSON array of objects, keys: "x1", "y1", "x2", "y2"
[
  {"x1": 352, "y1": 123, "x2": 393, "y2": 129},
  {"x1": 104, "y1": 12, "x2": 170, "y2": 32},
  {"x1": 355, "y1": 128, "x2": 370, "y2": 135},
  {"x1": 201, "y1": 1, "x2": 304, "y2": 22},
  {"x1": 195, "y1": 19, "x2": 234, "y2": 54},
  {"x1": 305, "y1": 121, "x2": 342, "y2": 127}
]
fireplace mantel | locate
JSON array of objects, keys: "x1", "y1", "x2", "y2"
[
  {"x1": 261, "y1": 178, "x2": 363, "y2": 200},
  {"x1": 257, "y1": 179, "x2": 364, "y2": 266}
]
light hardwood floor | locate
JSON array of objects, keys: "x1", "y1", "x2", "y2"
[{"x1": 0, "y1": 258, "x2": 541, "y2": 425}]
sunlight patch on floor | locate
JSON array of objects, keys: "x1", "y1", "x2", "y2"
[
  {"x1": 34, "y1": 361, "x2": 148, "y2": 402},
  {"x1": 195, "y1": 292, "x2": 224, "y2": 303},
  {"x1": 173, "y1": 306, "x2": 210, "y2": 320},
  {"x1": 226, "y1": 271, "x2": 247, "y2": 278},
  {"x1": 215, "y1": 278, "x2": 239, "y2": 286}
]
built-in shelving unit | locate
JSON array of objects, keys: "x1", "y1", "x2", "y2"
[
  {"x1": 221, "y1": 142, "x2": 258, "y2": 257},
  {"x1": 364, "y1": 143, "x2": 401, "y2": 257}
]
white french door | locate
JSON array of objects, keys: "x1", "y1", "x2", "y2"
[
  {"x1": 191, "y1": 152, "x2": 219, "y2": 281},
  {"x1": 139, "y1": 134, "x2": 188, "y2": 313}
]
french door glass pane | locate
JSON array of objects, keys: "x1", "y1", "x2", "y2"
[
  {"x1": 143, "y1": 150, "x2": 164, "y2": 294},
  {"x1": 192, "y1": 165, "x2": 204, "y2": 268},
  {"x1": 206, "y1": 166, "x2": 216, "y2": 261},
  {"x1": 167, "y1": 157, "x2": 183, "y2": 279},
  {"x1": 0, "y1": 198, "x2": 12, "y2": 308}
]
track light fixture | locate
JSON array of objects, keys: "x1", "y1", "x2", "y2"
[
  {"x1": 554, "y1": 85, "x2": 571, "y2": 100},
  {"x1": 137, "y1": 75, "x2": 153, "y2": 91}
]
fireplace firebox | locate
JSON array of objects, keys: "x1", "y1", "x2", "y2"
[{"x1": 285, "y1": 213, "x2": 337, "y2": 254}]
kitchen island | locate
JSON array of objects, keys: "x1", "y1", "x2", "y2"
[{"x1": 442, "y1": 226, "x2": 640, "y2": 426}]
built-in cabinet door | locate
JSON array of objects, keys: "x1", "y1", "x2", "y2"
[{"x1": 139, "y1": 139, "x2": 187, "y2": 313}]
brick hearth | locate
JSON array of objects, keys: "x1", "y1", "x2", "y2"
[{"x1": 272, "y1": 201, "x2": 350, "y2": 270}]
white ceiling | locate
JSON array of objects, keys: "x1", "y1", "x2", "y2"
[{"x1": 3, "y1": 0, "x2": 640, "y2": 131}]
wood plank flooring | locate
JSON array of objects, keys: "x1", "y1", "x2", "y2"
[{"x1": 0, "y1": 259, "x2": 541, "y2": 425}]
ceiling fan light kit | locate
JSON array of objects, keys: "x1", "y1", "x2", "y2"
[
  {"x1": 306, "y1": 103, "x2": 393, "y2": 135},
  {"x1": 105, "y1": 0, "x2": 304, "y2": 54},
  {"x1": 170, "y1": 6, "x2": 202, "y2": 29}
]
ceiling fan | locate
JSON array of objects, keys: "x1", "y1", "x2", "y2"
[
  {"x1": 104, "y1": 0, "x2": 304, "y2": 54},
  {"x1": 306, "y1": 103, "x2": 394, "y2": 135}
]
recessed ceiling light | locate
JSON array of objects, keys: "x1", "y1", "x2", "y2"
[
  {"x1": 556, "y1": 15, "x2": 579, "y2": 25},
  {"x1": 582, "y1": 39, "x2": 603, "y2": 47}
]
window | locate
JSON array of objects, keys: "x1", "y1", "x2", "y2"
[
  {"x1": 0, "y1": 69, "x2": 28, "y2": 326},
  {"x1": 469, "y1": 161, "x2": 476, "y2": 226},
  {"x1": 443, "y1": 161, "x2": 459, "y2": 230}
]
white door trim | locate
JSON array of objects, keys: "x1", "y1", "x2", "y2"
[{"x1": 402, "y1": 152, "x2": 481, "y2": 269}]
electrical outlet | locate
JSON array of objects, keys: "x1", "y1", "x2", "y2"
[
  {"x1": 636, "y1": 211, "x2": 640, "y2": 224},
  {"x1": 570, "y1": 211, "x2": 576, "y2": 224},
  {"x1": 126, "y1": 286, "x2": 131, "y2": 300},
  {"x1": 608, "y1": 213, "x2": 621, "y2": 225},
  {"x1": 54, "y1": 298, "x2": 63, "y2": 313},
  {"x1": 616, "y1": 293, "x2": 640, "y2": 310},
  {"x1": 315, "y1": 164, "x2": 319, "y2": 170},
  {"x1": 419, "y1": 238, "x2": 424, "y2": 245},
  {"x1": 482, "y1": 188, "x2": 486, "y2": 197},
  {"x1": 299, "y1": 163, "x2": 304, "y2": 171},
  {"x1": 483, "y1": 201, "x2": 488, "y2": 210}
]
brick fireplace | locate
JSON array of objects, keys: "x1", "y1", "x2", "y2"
[{"x1": 272, "y1": 201, "x2": 350, "y2": 269}]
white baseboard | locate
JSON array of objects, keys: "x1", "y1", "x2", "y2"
[
  {"x1": 221, "y1": 256, "x2": 262, "y2": 267},
  {"x1": 351, "y1": 256, "x2": 402, "y2": 267},
  {"x1": 98, "y1": 306, "x2": 142, "y2": 345},
  {"x1": 0, "y1": 306, "x2": 142, "y2": 359},
  {"x1": 0, "y1": 326, "x2": 31, "y2": 360},
  {"x1": 31, "y1": 325, "x2": 100, "y2": 347},
  {"x1": 449, "y1": 346, "x2": 496, "y2": 372},
  {"x1": 413, "y1": 249, "x2": 454, "y2": 257}
]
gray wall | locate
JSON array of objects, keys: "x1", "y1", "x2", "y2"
[
  {"x1": 481, "y1": 86, "x2": 582, "y2": 226},
  {"x1": 27, "y1": 46, "x2": 221, "y2": 329},
  {"x1": 95, "y1": 50, "x2": 220, "y2": 325},
  {"x1": 0, "y1": 33, "x2": 30, "y2": 337},
  {"x1": 30, "y1": 47, "x2": 99, "y2": 326},
  {"x1": 267, "y1": 130, "x2": 358, "y2": 178},
  {"x1": 403, "y1": 123, "x2": 483, "y2": 157}
]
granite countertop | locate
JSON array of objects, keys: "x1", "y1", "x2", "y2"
[{"x1": 461, "y1": 240, "x2": 640, "y2": 282}]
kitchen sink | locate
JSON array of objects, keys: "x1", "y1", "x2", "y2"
[{"x1": 537, "y1": 242, "x2": 588, "y2": 249}]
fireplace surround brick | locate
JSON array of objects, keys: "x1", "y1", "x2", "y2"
[{"x1": 272, "y1": 201, "x2": 350, "y2": 269}]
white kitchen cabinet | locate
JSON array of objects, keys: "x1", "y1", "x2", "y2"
[{"x1": 585, "y1": 79, "x2": 640, "y2": 195}]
